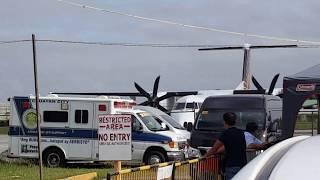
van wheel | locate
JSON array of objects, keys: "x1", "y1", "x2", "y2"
[
  {"x1": 43, "y1": 148, "x2": 65, "y2": 168},
  {"x1": 145, "y1": 150, "x2": 166, "y2": 165}
]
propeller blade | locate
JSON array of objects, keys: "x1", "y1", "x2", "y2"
[
  {"x1": 139, "y1": 101, "x2": 150, "y2": 106},
  {"x1": 152, "y1": 76, "x2": 160, "y2": 99},
  {"x1": 157, "y1": 104, "x2": 169, "y2": 113},
  {"x1": 251, "y1": 76, "x2": 264, "y2": 90},
  {"x1": 268, "y1": 73, "x2": 280, "y2": 95},
  {"x1": 134, "y1": 82, "x2": 151, "y2": 99},
  {"x1": 157, "y1": 93, "x2": 176, "y2": 102}
]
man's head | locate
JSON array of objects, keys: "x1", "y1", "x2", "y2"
[
  {"x1": 223, "y1": 112, "x2": 236, "y2": 128},
  {"x1": 246, "y1": 122, "x2": 258, "y2": 134}
]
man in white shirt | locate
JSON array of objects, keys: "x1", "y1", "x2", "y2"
[{"x1": 244, "y1": 122, "x2": 266, "y2": 150}]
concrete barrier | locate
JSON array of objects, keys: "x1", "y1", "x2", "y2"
[{"x1": 57, "y1": 172, "x2": 97, "y2": 180}]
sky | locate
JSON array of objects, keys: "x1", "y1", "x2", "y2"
[{"x1": 0, "y1": 0, "x2": 319, "y2": 101}]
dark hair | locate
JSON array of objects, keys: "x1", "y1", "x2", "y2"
[
  {"x1": 223, "y1": 112, "x2": 236, "y2": 126},
  {"x1": 246, "y1": 122, "x2": 258, "y2": 133}
]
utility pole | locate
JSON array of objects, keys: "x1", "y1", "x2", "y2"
[{"x1": 32, "y1": 34, "x2": 43, "y2": 180}]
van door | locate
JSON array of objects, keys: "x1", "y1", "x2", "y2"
[
  {"x1": 132, "y1": 115, "x2": 146, "y2": 162},
  {"x1": 68, "y1": 102, "x2": 94, "y2": 160}
]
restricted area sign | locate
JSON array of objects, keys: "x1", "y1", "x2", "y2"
[{"x1": 98, "y1": 114, "x2": 132, "y2": 160}]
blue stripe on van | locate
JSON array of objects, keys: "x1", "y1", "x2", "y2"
[{"x1": 9, "y1": 126, "x2": 172, "y2": 142}]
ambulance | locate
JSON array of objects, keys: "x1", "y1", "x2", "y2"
[{"x1": 7, "y1": 94, "x2": 185, "y2": 167}]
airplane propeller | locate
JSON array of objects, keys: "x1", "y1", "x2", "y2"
[
  {"x1": 52, "y1": 76, "x2": 198, "y2": 113},
  {"x1": 252, "y1": 73, "x2": 280, "y2": 95},
  {"x1": 134, "y1": 76, "x2": 194, "y2": 113}
]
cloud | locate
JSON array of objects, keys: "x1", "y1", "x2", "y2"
[{"x1": 0, "y1": 0, "x2": 319, "y2": 100}]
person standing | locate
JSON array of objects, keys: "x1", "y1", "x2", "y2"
[
  {"x1": 205, "y1": 112, "x2": 247, "y2": 180},
  {"x1": 245, "y1": 122, "x2": 267, "y2": 150}
]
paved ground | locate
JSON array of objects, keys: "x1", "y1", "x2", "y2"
[{"x1": 0, "y1": 135, "x2": 8, "y2": 153}]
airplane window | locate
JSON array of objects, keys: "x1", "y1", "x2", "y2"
[
  {"x1": 186, "y1": 103, "x2": 198, "y2": 109},
  {"x1": 174, "y1": 103, "x2": 185, "y2": 110}
]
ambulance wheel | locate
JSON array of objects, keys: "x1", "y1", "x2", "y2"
[
  {"x1": 145, "y1": 150, "x2": 166, "y2": 165},
  {"x1": 43, "y1": 148, "x2": 65, "y2": 167}
]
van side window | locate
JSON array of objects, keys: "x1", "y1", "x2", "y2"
[
  {"x1": 174, "y1": 103, "x2": 185, "y2": 110},
  {"x1": 186, "y1": 103, "x2": 198, "y2": 109},
  {"x1": 43, "y1": 111, "x2": 68, "y2": 123},
  {"x1": 75, "y1": 110, "x2": 89, "y2": 124}
]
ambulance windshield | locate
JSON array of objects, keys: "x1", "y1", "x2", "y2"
[{"x1": 137, "y1": 112, "x2": 165, "y2": 131}]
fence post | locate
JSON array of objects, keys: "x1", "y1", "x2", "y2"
[
  {"x1": 114, "y1": 161, "x2": 121, "y2": 180},
  {"x1": 171, "y1": 162, "x2": 176, "y2": 180}
]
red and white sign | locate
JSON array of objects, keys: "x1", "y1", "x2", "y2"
[
  {"x1": 296, "y1": 84, "x2": 316, "y2": 92},
  {"x1": 98, "y1": 114, "x2": 132, "y2": 160}
]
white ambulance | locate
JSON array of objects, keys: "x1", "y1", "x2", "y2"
[{"x1": 8, "y1": 95, "x2": 185, "y2": 167}]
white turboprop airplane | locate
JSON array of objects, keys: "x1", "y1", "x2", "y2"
[
  {"x1": 53, "y1": 44, "x2": 295, "y2": 126},
  {"x1": 169, "y1": 43, "x2": 294, "y2": 126}
]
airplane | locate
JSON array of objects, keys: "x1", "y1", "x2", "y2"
[{"x1": 53, "y1": 43, "x2": 298, "y2": 126}]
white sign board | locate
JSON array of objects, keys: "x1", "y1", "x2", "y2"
[
  {"x1": 157, "y1": 164, "x2": 173, "y2": 180},
  {"x1": 98, "y1": 114, "x2": 132, "y2": 160}
]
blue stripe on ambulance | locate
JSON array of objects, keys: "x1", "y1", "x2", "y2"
[{"x1": 9, "y1": 126, "x2": 172, "y2": 142}]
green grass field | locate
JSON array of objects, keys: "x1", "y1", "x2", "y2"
[{"x1": 0, "y1": 161, "x2": 112, "y2": 180}]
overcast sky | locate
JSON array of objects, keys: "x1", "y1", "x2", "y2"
[{"x1": 0, "y1": 0, "x2": 319, "y2": 101}]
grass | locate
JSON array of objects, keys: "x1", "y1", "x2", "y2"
[
  {"x1": 0, "y1": 161, "x2": 112, "y2": 180},
  {"x1": 0, "y1": 126, "x2": 8, "y2": 135}
]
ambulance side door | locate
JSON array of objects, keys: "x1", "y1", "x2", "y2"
[{"x1": 68, "y1": 102, "x2": 94, "y2": 159}]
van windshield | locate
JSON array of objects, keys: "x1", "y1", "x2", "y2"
[
  {"x1": 160, "y1": 114, "x2": 185, "y2": 130},
  {"x1": 195, "y1": 109, "x2": 265, "y2": 131},
  {"x1": 137, "y1": 112, "x2": 165, "y2": 131}
]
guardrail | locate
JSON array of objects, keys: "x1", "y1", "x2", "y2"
[{"x1": 107, "y1": 156, "x2": 222, "y2": 180}]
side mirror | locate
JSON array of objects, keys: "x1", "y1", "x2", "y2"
[
  {"x1": 187, "y1": 122, "x2": 193, "y2": 132},
  {"x1": 161, "y1": 122, "x2": 167, "y2": 129}
]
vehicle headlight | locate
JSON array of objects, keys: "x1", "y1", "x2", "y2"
[
  {"x1": 168, "y1": 141, "x2": 178, "y2": 149},
  {"x1": 162, "y1": 140, "x2": 178, "y2": 149}
]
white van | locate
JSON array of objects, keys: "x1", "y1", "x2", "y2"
[
  {"x1": 170, "y1": 95, "x2": 207, "y2": 127},
  {"x1": 8, "y1": 95, "x2": 185, "y2": 167},
  {"x1": 133, "y1": 105, "x2": 190, "y2": 140}
]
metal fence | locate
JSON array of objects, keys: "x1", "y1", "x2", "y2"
[{"x1": 107, "y1": 156, "x2": 222, "y2": 180}]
